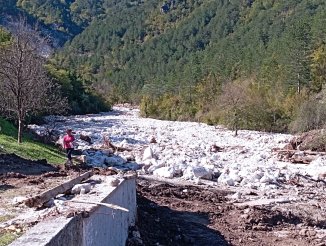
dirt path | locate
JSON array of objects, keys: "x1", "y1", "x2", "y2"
[{"x1": 127, "y1": 179, "x2": 325, "y2": 246}]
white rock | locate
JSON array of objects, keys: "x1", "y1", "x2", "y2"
[
  {"x1": 260, "y1": 175, "x2": 273, "y2": 184},
  {"x1": 119, "y1": 139, "x2": 129, "y2": 147},
  {"x1": 229, "y1": 171, "x2": 242, "y2": 183},
  {"x1": 183, "y1": 166, "x2": 213, "y2": 180},
  {"x1": 195, "y1": 177, "x2": 203, "y2": 185},
  {"x1": 143, "y1": 158, "x2": 158, "y2": 166},
  {"x1": 240, "y1": 178, "x2": 250, "y2": 185},
  {"x1": 252, "y1": 170, "x2": 264, "y2": 181},
  {"x1": 79, "y1": 155, "x2": 87, "y2": 163},
  {"x1": 231, "y1": 192, "x2": 242, "y2": 199},
  {"x1": 153, "y1": 167, "x2": 175, "y2": 178},
  {"x1": 12, "y1": 196, "x2": 26, "y2": 206},
  {"x1": 147, "y1": 163, "x2": 165, "y2": 173},
  {"x1": 71, "y1": 183, "x2": 92, "y2": 194},
  {"x1": 226, "y1": 178, "x2": 235, "y2": 186},
  {"x1": 109, "y1": 178, "x2": 120, "y2": 187},
  {"x1": 143, "y1": 147, "x2": 153, "y2": 161}
]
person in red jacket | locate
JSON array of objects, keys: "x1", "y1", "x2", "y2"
[{"x1": 63, "y1": 129, "x2": 75, "y2": 166}]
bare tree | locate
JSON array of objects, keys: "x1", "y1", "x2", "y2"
[{"x1": 0, "y1": 19, "x2": 67, "y2": 143}]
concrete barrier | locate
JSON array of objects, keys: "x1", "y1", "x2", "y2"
[{"x1": 10, "y1": 177, "x2": 136, "y2": 246}]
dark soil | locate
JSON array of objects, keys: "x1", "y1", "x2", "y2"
[
  {"x1": 0, "y1": 153, "x2": 58, "y2": 175},
  {"x1": 127, "y1": 179, "x2": 321, "y2": 246}
]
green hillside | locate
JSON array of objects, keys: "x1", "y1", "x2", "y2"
[
  {"x1": 0, "y1": 118, "x2": 65, "y2": 164},
  {"x1": 1, "y1": 0, "x2": 326, "y2": 132}
]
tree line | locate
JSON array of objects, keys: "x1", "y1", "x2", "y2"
[
  {"x1": 2, "y1": 0, "x2": 326, "y2": 135},
  {"x1": 54, "y1": 0, "x2": 326, "y2": 133}
]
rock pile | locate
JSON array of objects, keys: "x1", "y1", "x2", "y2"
[{"x1": 28, "y1": 106, "x2": 326, "y2": 194}]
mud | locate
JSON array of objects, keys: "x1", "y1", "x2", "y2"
[
  {"x1": 127, "y1": 179, "x2": 326, "y2": 246},
  {"x1": 0, "y1": 154, "x2": 58, "y2": 175}
]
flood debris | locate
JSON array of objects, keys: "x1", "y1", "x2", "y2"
[{"x1": 24, "y1": 171, "x2": 93, "y2": 208}]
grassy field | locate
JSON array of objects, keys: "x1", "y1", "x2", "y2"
[{"x1": 0, "y1": 118, "x2": 65, "y2": 164}]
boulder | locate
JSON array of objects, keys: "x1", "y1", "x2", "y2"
[
  {"x1": 143, "y1": 147, "x2": 153, "y2": 161},
  {"x1": 183, "y1": 166, "x2": 213, "y2": 180},
  {"x1": 147, "y1": 163, "x2": 165, "y2": 173},
  {"x1": 153, "y1": 167, "x2": 175, "y2": 178},
  {"x1": 71, "y1": 183, "x2": 92, "y2": 194}
]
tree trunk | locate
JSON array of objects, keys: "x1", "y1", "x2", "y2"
[
  {"x1": 18, "y1": 118, "x2": 23, "y2": 144},
  {"x1": 297, "y1": 73, "x2": 301, "y2": 94},
  {"x1": 234, "y1": 111, "x2": 238, "y2": 136}
]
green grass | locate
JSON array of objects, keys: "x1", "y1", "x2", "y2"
[
  {"x1": 0, "y1": 232, "x2": 19, "y2": 246},
  {"x1": 0, "y1": 118, "x2": 65, "y2": 164}
]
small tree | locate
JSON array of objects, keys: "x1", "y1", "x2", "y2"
[
  {"x1": 218, "y1": 81, "x2": 248, "y2": 136},
  {"x1": 0, "y1": 19, "x2": 67, "y2": 143}
]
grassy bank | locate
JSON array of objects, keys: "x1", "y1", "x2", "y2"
[{"x1": 0, "y1": 118, "x2": 65, "y2": 164}]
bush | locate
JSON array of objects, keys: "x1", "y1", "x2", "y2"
[{"x1": 290, "y1": 97, "x2": 326, "y2": 133}]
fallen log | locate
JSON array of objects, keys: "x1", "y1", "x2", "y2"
[{"x1": 24, "y1": 171, "x2": 93, "y2": 208}]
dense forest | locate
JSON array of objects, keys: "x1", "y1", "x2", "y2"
[{"x1": 1, "y1": 0, "x2": 326, "y2": 133}]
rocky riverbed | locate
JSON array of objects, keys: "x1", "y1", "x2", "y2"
[{"x1": 28, "y1": 105, "x2": 326, "y2": 245}]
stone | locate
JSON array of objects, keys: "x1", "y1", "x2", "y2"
[
  {"x1": 147, "y1": 162, "x2": 165, "y2": 173},
  {"x1": 143, "y1": 158, "x2": 158, "y2": 166},
  {"x1": 12, "y1": 196, "x2": 26, "y2": 206},
  {"x1": 260, "y1": 175, "x2": 273, "y2": 184},
  {"x1": 44, "y1": 198, "x2": 55, "y2": 208},
  {"x1": 153, "y1": 167, "x2": 175, "y2": 178},
  {"x1": 183, "y1": 166, "x2": 212, "y2": 180},
  {"x1": 71, "y1": 183, "x2": 92, "y2": 194},
  {"x1": 307, "y1": 230, "x2": 317, "y2": 237},
  {"x1": 7, "y1": 225, "x2": 16, "y2": 231},
  {"x1": 78, "y1": 155, "x2": 86, "y2": 163},
  {"x1": 299, "y1": 229, "x2": 308, "y2": 236},
  {"x1": 226, "y1": 178, "x2": 235, "y2": 186},
  {"x1": 143, "y1": 147, "x2": 153, "y2": 161},
  {"x1": 231, "y1": 192, "x2": 242, "y2": 199},
  {"x1": 109, "y1": 178, "x2": 120, "y2": 187}
]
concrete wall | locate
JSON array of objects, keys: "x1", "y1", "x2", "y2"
[
  {"x1": 10, "y1": 177, "x2": 136, "y2": 246},
  {"x1": 83, "y1": 179, "x2": 136, "y2": 246},
  {"x1": 10, "y1": 217, "x2": 82, "y2": 246}
]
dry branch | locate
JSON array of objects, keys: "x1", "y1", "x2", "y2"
[
  {"x1": 24, "y1": 171, "x2": 93, "y2": 207},
  {"x1": 102, "y1": 135, "x2": 132, "y2": 152}
]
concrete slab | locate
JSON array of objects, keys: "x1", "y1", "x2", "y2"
[{"x1": 9, "y1": 175, "x2": 136, "y2": 246}]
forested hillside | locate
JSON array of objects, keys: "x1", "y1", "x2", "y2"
[
  {"x1": 1, "y1": 0, "x2": 326, "y2": 132},
  {"x1": 0, "y1": 1, "x2": 109, "y2": 117}
]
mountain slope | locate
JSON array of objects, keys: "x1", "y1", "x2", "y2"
[
  {"x1": 56, "y1": 0, "x2": 326, "y2": 95},
  {"x1": 1, "y1": 0, "x2": 326, "y2": 132}
]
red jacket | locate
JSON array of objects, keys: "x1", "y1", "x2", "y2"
[{"x1": 63, "y1": 135, "x2": 75, "y2": 149}]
